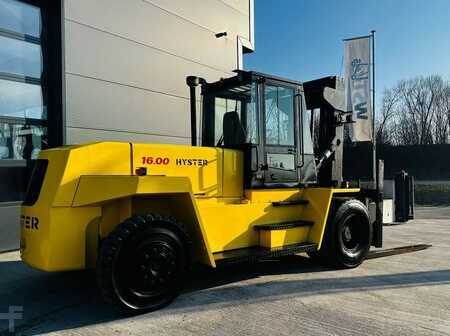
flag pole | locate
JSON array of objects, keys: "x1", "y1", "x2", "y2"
[
  {"x1": 371, "y1": 29, "x2": 382, "y2": 247},
  {"x1": 371, "y1": 30, "x2": 377, "y2": 188}
]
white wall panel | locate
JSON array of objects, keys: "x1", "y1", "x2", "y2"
[{"x1": 65, "y1": 0, "x2": 239, "y2": 72}]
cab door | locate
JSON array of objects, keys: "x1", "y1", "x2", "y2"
[{"x1": 261, "y1": 81, "x2": 301, "y2": 185}]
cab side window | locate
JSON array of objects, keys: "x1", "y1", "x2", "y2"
[
  {"x1": 214, "y1": 98, "x2": 241, "y2": 145},
  {"x1": 246, "y1": 83, "x2": 258, "y2": 144}
]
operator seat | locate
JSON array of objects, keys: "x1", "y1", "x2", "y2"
[{"x1": 223, "y1": 111, "x2": 246, "y2": 147}]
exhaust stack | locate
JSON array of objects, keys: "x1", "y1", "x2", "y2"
[{"x1": 186, "y1": 76, "x2": 206, "y2": 146}]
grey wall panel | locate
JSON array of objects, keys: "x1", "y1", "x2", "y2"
[
  {"x1": 65, "y1": 0, "x2": 240, "y2": 72},
  {"x1": 65, "y1": 73, "x2": 203, "y2": 139},
  {"x1": 142, "y1": 0, "x2": 250, "y2": 40},
  {"x1": 0, "y1": 204, "x2": 20, "y2": 252},
  {"x1": 66, "y1": 127, "x2": 192, "y2": 145},
  {"x1": 63, "y1": 0, "x2": 252, "y2": 146},
  {"x1": 65, "y1": 20, "x2": 230, "y2": 101},
  {"x1": 221, "y1": 0, "x2": 250, "y2": 15}
]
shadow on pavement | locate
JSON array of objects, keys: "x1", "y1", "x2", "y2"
[{"x1": 1, "y1": 255, "x2": 449, "y2": 335}]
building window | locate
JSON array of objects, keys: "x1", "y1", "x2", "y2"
[{"x1": 0, "y1": 0, "x2": 48, "y2": 202}]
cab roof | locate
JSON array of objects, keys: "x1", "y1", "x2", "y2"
[{"x1": 202, "y1": 70, "x2": 303, "y2": 95}]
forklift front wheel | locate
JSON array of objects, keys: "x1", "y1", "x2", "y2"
[
  {"x1": 97, "y1": 214, "x2": 191, "y2": 313},
  {"x1": 308, "y1": 199, "x2": 372, "y2": 269}
]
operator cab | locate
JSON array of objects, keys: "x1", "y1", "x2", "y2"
[{"x1": 201, "y1": 70, "x2": 317, "y2": 188}]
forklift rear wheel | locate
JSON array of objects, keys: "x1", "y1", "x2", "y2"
[
  {"x1": 308, "y1": 199, "x2": 372, "y2": 269},
  {"x1": 97, "y1": 214, "x2": 191, "y2": 313}
]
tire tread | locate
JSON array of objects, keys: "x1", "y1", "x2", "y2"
[{"x1": 96, "y1": 213, "x2": 190, "y2": 312}]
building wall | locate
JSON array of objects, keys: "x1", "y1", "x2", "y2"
[
  {"x1": 0, "y1": 0, "x2": 253, "y2": 252},
  {"x1": 63, "y1": 0, "x2": 254, "y2": 145}
]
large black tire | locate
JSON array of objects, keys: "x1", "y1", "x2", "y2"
[
  {"x1": 97, "y1": 214, "x2": 191, "y2": 313},
  {"x1": 308, "y1": 199, "x2": 372, "y2": 269}
]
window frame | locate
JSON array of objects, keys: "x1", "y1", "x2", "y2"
[
  {"x1": 261, "y1": 80, "x2": 300, "y2": 149},
  {"x1": 257, "y1": 78, "x2": 304, "y2": 185},
  {"x1": 202, "y1": 79, "x2": 255, "y2": 147},
  {"x1": 0, "y1": 0, "x2": 62, "y2": 168},
  {"x1": 0, "y1": 0, "x2": 62, "y2": 204},
  {"x1": 213, "y1": 96, "x2": 243, "y2": 145}
]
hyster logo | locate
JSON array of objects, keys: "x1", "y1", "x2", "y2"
[
  {"x1": 176, "y1": 158, "x2": 208, "y2": 166},
  {"x1": 21, "y1": 215, "x2": 39, "y2": 230}
]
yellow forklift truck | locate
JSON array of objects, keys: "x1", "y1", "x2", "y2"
[{"x1": 20, "y1": 71, "x2": 383, "y2": 312}]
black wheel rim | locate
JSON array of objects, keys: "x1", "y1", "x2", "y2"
[
  {"x1": 114, "y1": 234, "x2": 180, "y2": 309},
  {"x1": 340, "y1": 214, "x2": 366, "y2": 256},
  {"x1": 130, "y1": 241, "x2": 177, "y2": 297}
]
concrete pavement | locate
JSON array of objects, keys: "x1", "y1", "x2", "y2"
[{"x1": 0, "y1": 207, "x2": 449, "y2": 335}]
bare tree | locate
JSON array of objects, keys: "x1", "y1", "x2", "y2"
[
  {"x1": 376, "y1": 87, "x2": 400, "y2": 145},
  {"x1": 433, "y1": 85, "x2": 450, "y2": 144},
  {"x1": 377, "y1": 75, "x2": 450, "y2": 145}
]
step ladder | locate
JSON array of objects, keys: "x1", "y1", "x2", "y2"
[
  {"x1": 214, "y1": 198, "x2": 317, "y2": 266},
  {"x1": 214, "y1": 242, "x2": 317, "y2": 266},
  {"x1": 254, "y1": 220, "x2": 314, "y2": 248}
]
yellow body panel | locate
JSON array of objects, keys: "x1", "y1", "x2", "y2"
[
  {"x1": 72, "y1": 175, "x2": 194, "y2": 206},
  {"x1": 196, "y1": 193, "x2": 307, "y2": 252},
  {"x1": 53, "y1": 142, "x2": 132, "y2": 206},
  {"x1": 244, "y1": 189, "x2": 306, "y2": 203},
  {"x1": 21, "y1": 206, "x2": 101, "y2": 271},
  {"x1": 20, "y1": 142, "x2": 360, "y2": 272},
  {"x1": 259, "y1": 227, "x2": 310, "y2": 248}
]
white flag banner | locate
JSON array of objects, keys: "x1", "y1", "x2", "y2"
[{"x1": 344, "y1": 37, "x2": 373, "y2": 142}]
